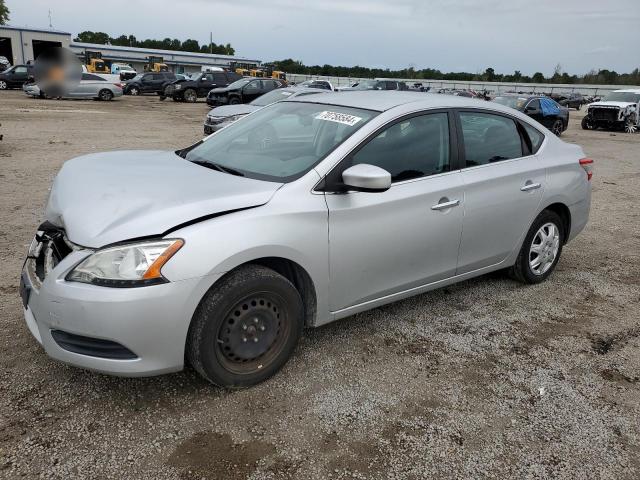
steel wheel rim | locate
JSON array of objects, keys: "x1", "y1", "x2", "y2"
[
  {"x1": 215, "y1": 292, "x2": 290, "y2": 375},
  {"x1": 185, "y1": 90, "x2": 196, "y2": 102},
  {"x1": 529, "y1": 222, "x2": 560, "y2": 275}
]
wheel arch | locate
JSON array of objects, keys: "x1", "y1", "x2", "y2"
[{"x1": 541, "y1": 202, "x2": 571, "y2": 243}]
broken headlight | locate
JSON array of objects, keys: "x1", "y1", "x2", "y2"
[{"x1": 66, "y1": 239, "x2": 183, "y2": 287}]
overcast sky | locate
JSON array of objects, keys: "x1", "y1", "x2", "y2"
[{"x1": 6, "y1": 0, "x2": 640, "y2": 75}]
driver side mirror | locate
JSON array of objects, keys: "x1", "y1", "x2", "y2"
[{"x1": 342, "y1": 164, "x2": 391, "y2": 192}]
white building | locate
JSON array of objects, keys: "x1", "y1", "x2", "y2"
[
  {"x1": 0, "y1": 25, "x2": 260, "y2": 74},
  {"x1": 0, "y1": 25, "x2": 71, "y2": 65}
]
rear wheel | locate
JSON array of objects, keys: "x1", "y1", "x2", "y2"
[
  {"x1": 509, "y1": 210, "x2": 564, "y2": 284},
  {"x1": 624, "y1": 115, "x2": 637, "y2": 134},
  {"x1": 98, "y1": 89, "x2": 113, "y2": 101},
  {"x1": 551, "y1": 119, "x2": 564, "y2": 136},
  {"x1": 187, "y1": 265, "x2": 303, "y2": 388},
  {"x1": 128, "y1": 86, "x2": 140, "y2": 96},
  {"x1": 184, "y1": 88, "x2": 197, "y2": 103}
]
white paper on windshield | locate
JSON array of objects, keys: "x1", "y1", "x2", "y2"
[
  {"x1": 315, "y1": 111, "x2": 362, "y2": 126},
  {"x1": 281, "y1": 91, "x2": 293, "y2": 96}
]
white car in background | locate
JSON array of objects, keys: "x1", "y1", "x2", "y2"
[{"x1": 23, "y1": 73, "x2": 123, "y2": 101}]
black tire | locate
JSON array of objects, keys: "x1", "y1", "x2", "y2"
[
  {"x1": 0, "y1": 80, "x2": 7, "y2": 90},
  {"x1": 581, "y1": 116, "x2": 595, "y2": 130},
  {"x1": 551, "y1": 119, "x2": 564, "y2": 136},
  {"x1": 187, "y1": 265, "x2": 303, "y2": 388},
  {"x1": 183, "y1": 88, "x2": 197, "y2": 103},
  {"x1": 128, "y1": 86, "x2": 140, "y2": 96},
  {"x1": 158, "y1": 95, "x2": 166, "y2": 101},
  {"x1": 509, "y1": 210, "x2": 564, "y2": 284},
  {"x1": 98, "y1": 89, "x2": 113, "y2": 101},
  {"x1": 229, "y1": 96, "x2": 241, "y2": 105}
]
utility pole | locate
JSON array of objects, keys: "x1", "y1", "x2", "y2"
[
  {"x1": 48, "y1": 10, "x2": 53, "y2": 28},
  {"x1": 210, "y1": 32, "x2": 213, "y2": 54}
]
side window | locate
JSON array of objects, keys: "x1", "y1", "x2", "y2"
[
  {"x1": 244, "y1": 81, "x2": 259, "y2": 92},
  {"x1": 522, "y1": 123, "x2": 544, "y2": 154},
  {"x1": 384, "y1": 81, "x2": 397, "y2": 90},
  {"x1": 81, "y1": 73, "x2": 91, "y2": 81},
  {"x1": 526, "y1": 99, "x2": 541, "y2": 111},
  {"x1": 212, "y1": 73, "x2": 227, "y2": 84},
  {"x1": 202, "y1": 73, "x2": 214, "y2": 82},
  {"x1": 83, "y1": 73, "x2": 105, "y2": 81},
  {"x1": 351, "y1": 112, "x2": 450, "y2": 182},
  {"x1": 15, "y1": 66, "x2": 27, "y2": 74},
  {"x1": 152, "y1": 74, "x2": 163, "y2": 80},
  {"x1": 459, "y1": 112, "x2": 523, "y2": 167}
]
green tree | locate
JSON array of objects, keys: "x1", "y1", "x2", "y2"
[
  {"x1": 531, "y1": 72, "x2": 545, "y2": 83},
  {"x1": 74, "y1": 31, "x2": 110, "y2": 44},
  {"x1": 0, "y1": 0, "x2": 9, "y2": 25}
]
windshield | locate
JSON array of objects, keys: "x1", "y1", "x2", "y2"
[
  {"x1": 129, "y1": 74, "x2": 143, "y2": 82},
  {"x1": 185, "y1": 102, "x2": 377, "y2": 182},
  {"x1": 492, "y1": 96, "x2": 529, "y2": 110},
  {"x1": 351, "y1": 80, "x2": 380, "y2": 90},
  {"x1": 602, "y1": 91, "x2": 640, "y2": 103},
  {"x1": 250, "y1": 89, "x2": 297, "y2": 106}
]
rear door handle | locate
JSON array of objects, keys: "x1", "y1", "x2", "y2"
[
  {"x1": 431, "y1": 199, "x2": 460, "y2": 211},
  {"x1": 520, "y1": 182, "x2": 541, "y2": 192}
]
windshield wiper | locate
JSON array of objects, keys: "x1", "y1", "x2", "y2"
[{"x1": 190, "y1": 160, "x2": 245, "y2": 177}]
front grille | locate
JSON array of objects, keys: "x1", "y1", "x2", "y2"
[
  {"x1": 51, "y1": 330, "x2": 138, "y2": 360},
  {"x1": 591, "y1": 107, "x2": 619, "y2": 122},
  {"x1": 25, "y1": 222, "x2": 76, "y2": 288}
]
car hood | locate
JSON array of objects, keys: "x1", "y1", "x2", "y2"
[
  {"x1": 209, "y1": 86, "x2": 237, "y2": 94},
  {"x1": 208, "y1": 104, "x2": 260, "y2": 118},
  {"x1": 45, "y1": 150, "x2": 282, "y2": 248},
  {"x1": 588, "y1": 101, "x2": 636, "y2": 109}
]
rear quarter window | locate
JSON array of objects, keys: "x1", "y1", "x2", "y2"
[{"x1": 522, "y1": 123, "x2": 544, "y2": 154}]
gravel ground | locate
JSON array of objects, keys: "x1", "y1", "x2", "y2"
[{"x1": 0, "y1": 91, "x2": 638, "y2": 479}]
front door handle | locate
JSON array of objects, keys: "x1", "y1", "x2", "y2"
[
  {"x1": 520, "y1": 182, "x2": 541, "y2": 192},
  {"x1": 431, "y1": 199, "x2": 460, "y2": 211}
]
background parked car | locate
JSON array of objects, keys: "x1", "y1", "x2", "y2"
[
  {"x1": 0, "y1": 65, "x2": 33, "y2": 90},
  {"x1": 163, "y1": 70, "x2": 242, "y2": 102},
  {"x1": 23, "y1": 73, "x2": 123, "y2": 101},
  {"x1": 338, "y1": 79, "x2": 408, "y2": 91},
  {"x1": 556, "y1": 93, "x2": 584, "y2": 110},
  {"x1": 581, "y1": 89, "x2": 640, "y2": 133},
  {"x1": 298, "y1": 79, "x2": 335, "y2": 91},
  {"x1": 492, "y1": 94, "x2": 569, "y2": 136},
  {"x1": 0, "y1": 56, "x2": 10, "y2": 72},
  {"x1": 206, "y1": 78, "x2": 286, "y2": 107},
  {"x1": 204, "y1": 86, "x2": 330, "y2": 134},
  {"x1": 123, "y1": 72, "x2": 176, "y2": 96}
]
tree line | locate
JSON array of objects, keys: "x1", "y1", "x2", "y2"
[
  {"x1": 73, "y1": 31, "x2": 235, "y2": 56},
  {"x1": 273, "y1": 59, "x2": 640, "y2": 86}
]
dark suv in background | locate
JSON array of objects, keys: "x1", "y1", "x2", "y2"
[
  {"x1": 164, "y1": 71, "x2": 242, "y2": 102},
  {"x1": 0, "y1": 65, "x2": 33, "y2": 90},
  {"x1": 123, "y1": 72, "x2": 177, "y2": 96},
  {"x1": 207, "y1": 78, "x2": 286, "y2": 107},
  {"x1": 492, "y1": 94, "x2": 569, "y2": 136}
]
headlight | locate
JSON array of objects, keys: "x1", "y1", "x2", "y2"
[
  {"x1": 227, "y1": 114, "x2": 247, "y2": 122},
  {"x1": 66, "y1": 239, "x2": 184, "y2": 287},
  {"x1": 174, "y1": 84, "x2": 182, "y2": 89}
]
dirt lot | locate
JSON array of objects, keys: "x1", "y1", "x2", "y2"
[{"x1": 0, "y1": 90, "x2": 638, "y2": 479}]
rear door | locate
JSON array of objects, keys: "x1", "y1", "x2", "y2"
[
  {"x1": 325, "y1": 111, "x2": 464, "y2": 311},
  {"x1": 11, "y1": 66, "x2": 29, "y2": 86},
  {"x1": 455, "y1": 110, "x2": 546, "y2": 273}
]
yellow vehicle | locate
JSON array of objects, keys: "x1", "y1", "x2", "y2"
[
  {"x1": 235, "y1": 68, "x2": 251, "y2": 76},
  {"x1": 250, "y1": 69, "x2": 265, "y2": 78},
  {"x1": 144, "y1": 63, "x2": 169, "y2": 72},
  {"x1": 271, "y1": 70, "x2": 287, "y2": 81},
  {"x1": 86, "y1": 58, "x2": 109, "y2": 74}
]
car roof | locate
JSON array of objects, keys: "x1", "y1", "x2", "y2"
[{"x1": 285, "y1": 90, "x2": 516, "y2": 113}]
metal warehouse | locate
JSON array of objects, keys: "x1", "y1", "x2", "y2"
[
  {"x1": 0, "y1": 25, "x2": 260, "y2": 74},
  {"x1": 0, "y1": 25, "x2": 71, "y2": 65},
  {"x1": 68, "y1": 43, "x2": 261, "y2": 74}
]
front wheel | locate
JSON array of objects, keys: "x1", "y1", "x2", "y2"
[
  {"x1": 509, "y1": 210, "x2": 564, "y2": 284},
  {"x1": 187, "y1": 265, "x2": 304, "y2": 388},
  {"x1": 128, "y1": 86, "x2": 140, "y2": 96},
  {"x1": 581, "y1": 116, "x2": 595, "y2": 130},
  {"x1": 0, "y1": 80, "x2": 7, "y2": 90},
  {"x1": 229, "y1": 96, "x2": 241, "y2": 105},
  {"x1": 624, "y1": 115, "x2": 637, "y2": 134}
]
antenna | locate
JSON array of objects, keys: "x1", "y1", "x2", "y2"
[{"x1": 48, "y1": 10, "x2": 53, "y2": 28}]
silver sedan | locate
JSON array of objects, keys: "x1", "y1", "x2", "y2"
[
  {"x1": 23, "y1": 73, "x2": 123, "y2": 100},
  {"x1": 21, "y1": 92, "x2": 592, "y2": 387}
]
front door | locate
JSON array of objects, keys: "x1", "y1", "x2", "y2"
[
  {"x1": 456, "y1": 110, "x2": 545, "y2": 273},
  {"x1": 325, "y1": 111, "x2": 464, "y2": 311}
]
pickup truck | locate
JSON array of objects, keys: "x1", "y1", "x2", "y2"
[{"x1": 163, "y1": 71, "x2": 242, "y2": 102}]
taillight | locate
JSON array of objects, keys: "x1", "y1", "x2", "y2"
[
  {"x1": 114, "y1": 83, "x2": 123, "y2": 89},
  {"x1": 579, "y1": 158, "x2": 594, "y2": 181}
]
